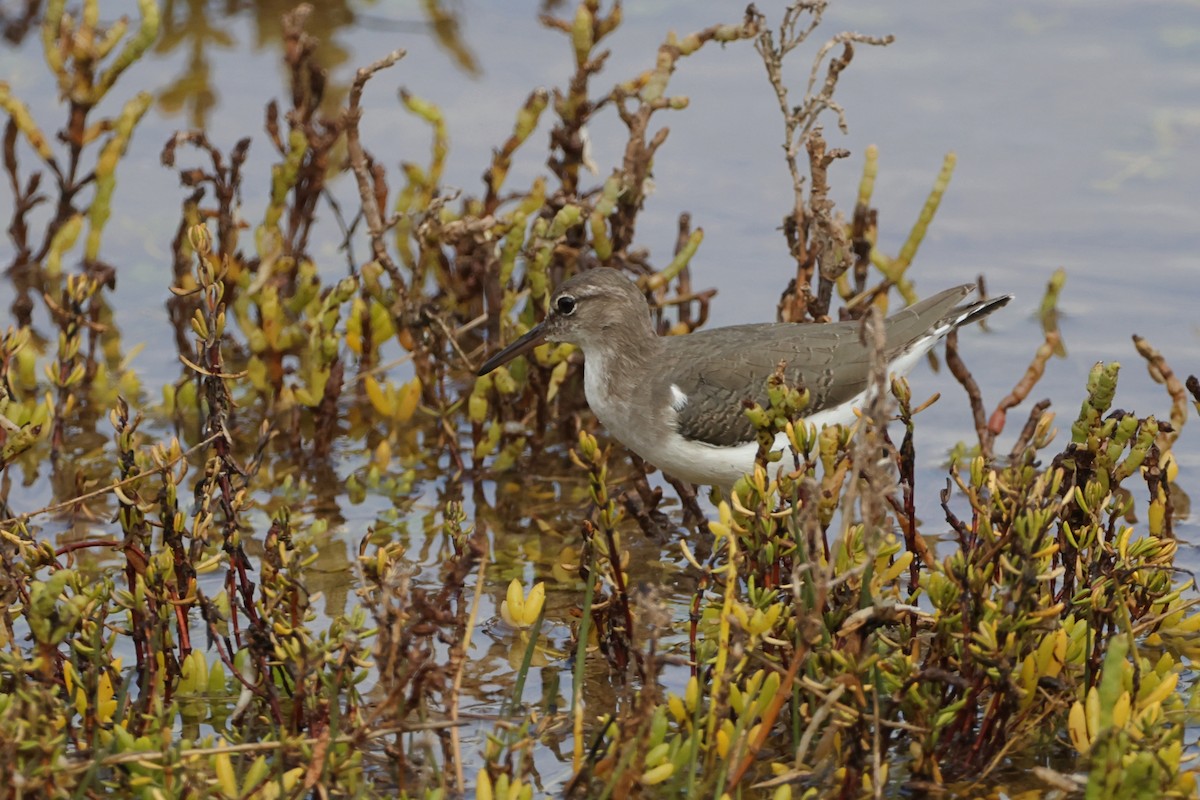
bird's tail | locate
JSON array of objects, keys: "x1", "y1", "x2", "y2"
[{"x1": 943, "y1": 293, "x2": 1013, "y2": 332}]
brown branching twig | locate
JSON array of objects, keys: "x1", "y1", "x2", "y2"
[
  {"x1": 344, "y1": 49, "x2": 407, "y2": 289},
  {"x1": 754, "y1": 3, "x2": 893, "y2": 320},
  {"x1": 601, "y1": 8, "x2": 761, "y2": 255},
  {"x1": 948, "y1": 276, "x2": 1064, "y2": 459}
]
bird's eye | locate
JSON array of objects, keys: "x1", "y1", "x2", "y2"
[{"x1": 555, "y1": 295, "x2": 577, "y2": 316}]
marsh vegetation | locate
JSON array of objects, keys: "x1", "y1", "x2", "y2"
[{"x1": 0, "y1": 1, "x2": 1197, "y2": 797}]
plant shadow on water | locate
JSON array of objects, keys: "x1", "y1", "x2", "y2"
[{"x1": 0, "y1": 1, "x2": 1198, "y2": 798}]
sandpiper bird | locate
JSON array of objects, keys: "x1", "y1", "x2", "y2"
[{"x1": 478, "y1": 269, "x2": 1010, "y2": 490}]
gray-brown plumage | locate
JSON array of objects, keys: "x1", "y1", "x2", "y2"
[
  {"x1": 666, "y1": 285, "x2": 981, "y2": 447},
  {"x1": 478, "y1": 269, "x2": 1009, "y2": 489}
]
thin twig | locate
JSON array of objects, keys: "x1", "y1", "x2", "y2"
[
  {"x1": 944, "y1": 329, "x2": 991, "y2": 456},
  {"x1": 1133, "y1": 333, "x2": 1189, "y2": 447},
  {"x1": 1008, "y1": 398, "x2": 1052, "y2": 462},
  {"x1": 65, "y1": 720, "x2": 466, "y2": 773},
  {"x1": 448, "y1": 546, "x2": 487, "y2": 794},
  {"x1": 986, "y1": 330, "x2": 1060, "y2": 439},
  {"x1": 344, "y1": 49, "x2": 407, "y2": 287},
  {"x1": 354, "y1": 311, "x2": 488, "y2": 382},
  {"x1": 0, "y1": 433, "x2": 220, "y2": 526}
]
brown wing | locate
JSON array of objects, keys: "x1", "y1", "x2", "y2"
[
  {"x1": 663, "y1": 321, "x2": 872, "y2": 446},
  {"x1": 665, "y1": 285, "x2": 981, "y2": 447}
]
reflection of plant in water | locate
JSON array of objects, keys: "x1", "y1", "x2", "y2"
[
  {"x1": 0, "y1": 1, "x2": 1198, "y2": 798},
  {"x1": 0, "y1": 0, "x2": 155, "y2": 498},
  {"x1": 156, "y1": 0, "x2": 233, "y2": 127},
  {"x1": 2, "y1": 0, "x2": 155, "y2": 318},
  {"x1": 155, "y1": 0, "x2": 480, "y2": 128}
]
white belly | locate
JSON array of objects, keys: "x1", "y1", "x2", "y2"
[{"x1": 639, "y1": 390, "x2": 865, "y2": 488}]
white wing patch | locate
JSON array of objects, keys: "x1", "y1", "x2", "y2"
[{"x1": 669, "y1": 384, "x2": 688, "y2": 411}]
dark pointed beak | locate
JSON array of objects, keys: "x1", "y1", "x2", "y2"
[{"x1": 477, "y1": 322, "x2": 548, "y2": 376}]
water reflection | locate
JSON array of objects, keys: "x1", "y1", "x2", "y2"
[{"x1": 154, "y1": 0, "x2": 480, "y2": 127}]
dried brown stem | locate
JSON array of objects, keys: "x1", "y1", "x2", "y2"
[
  {"x1": 727, "y1": 642, "x2": 807, "y2": 789},
  {"x1": 1008, "y1": 398, "x2": 1052, "y2": 462},
  {"x1": 344, "y1": 49, "x2": 407, "y2": 288},
  {"x1": 944, "y1": 329, "x2": 991, "y2": 456},
  {"x1": 1133, "y1": 334, "x2": 1188, "y2": 447},
  {"x1": 987, "y1": 329, "x2": 1061, "y2": 439},
  {"x1": 754, "y1": 3, "x2": 892, "y2": 319}
]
